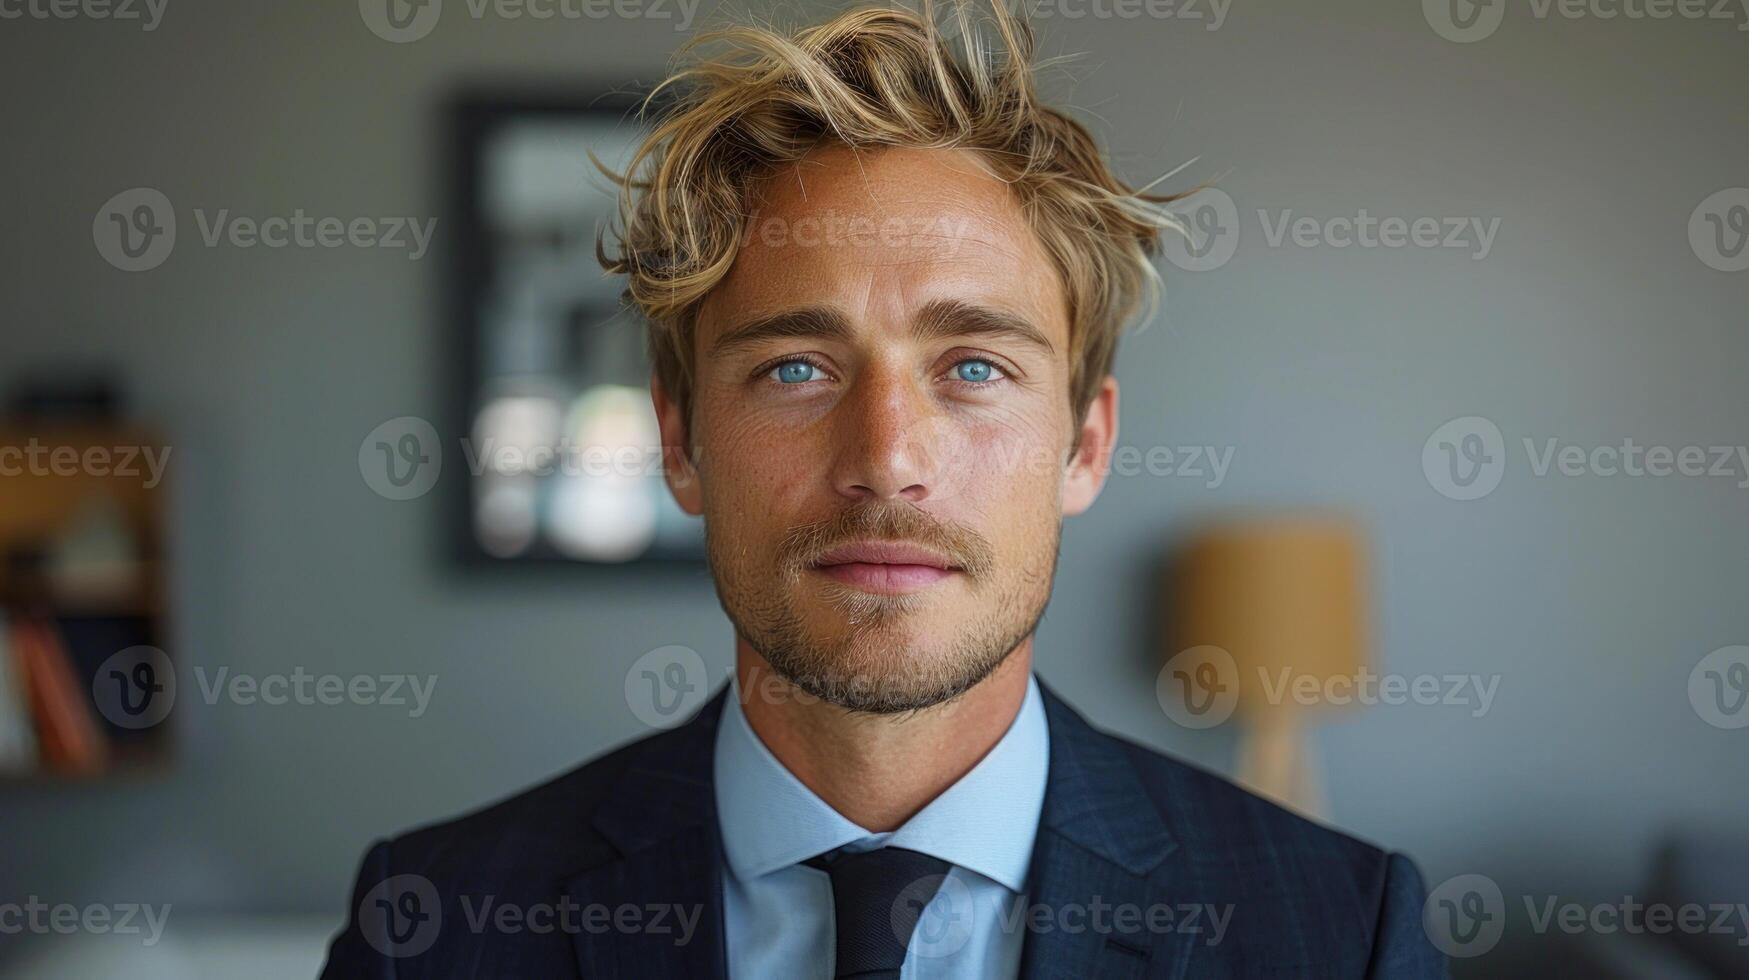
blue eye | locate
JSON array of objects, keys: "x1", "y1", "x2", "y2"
[
  {"x1": 954, "y1": 359, "x2": 1000, "y2": 383},
  {"x1": 773, "y1": 361, "x2": 817, "y2": 384}
]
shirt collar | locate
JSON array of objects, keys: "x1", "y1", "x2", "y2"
[{"x1": 713, "y1": 673, "x2": 1049, "y2": 894}]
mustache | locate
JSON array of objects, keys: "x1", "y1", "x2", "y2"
[{"x1": 778, "y1": 501, "x2": 997, "y2": 580}]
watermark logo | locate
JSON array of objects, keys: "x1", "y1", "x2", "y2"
[
  {"x1": 95, "y1": 190, "x2": 437, "y2": 270},
  {"x1": 1164, "y1": 192, "x2": 1502, "y2": 271},
  {"x1": 1428, "y1": 0, "x2": 1749, "y2": 41},
  {"x1": 360, "y1": 874, "x2": 442, "y2": 958},
  {"x1": 625, "y1": 645, "x2": 710, "y2": 729},
  {"x1": 900, "y1": 873, "x2": 976, "y2": 959},
  {"x1": 1423, "y1": 873, "x2": 1506, "y2": 958},
  {"x1": 361, "y1": 0, "x2": 700, "y2": 41},
  {"x1": 93, "y1": 187, "x2": 175, "y2": 272},
  {"x1": 1156, "y1": 650, "x2": 1502, "y2": 725},
  {"x1": 1689, "y1": 645, "x2": 1749, "y2": 729},
  {"x1": 360, "y1": 416, "x2": 443, "y2": 500},
  {"x1": 1426, "y1": 416, "x2": 1749, "y2": 500},
  {"x1": 359, "y1": 0, "x2": 442, "y2": 41},
  {"x1": 1155, "y1": 644, "x2": 1239, "y2": 728},
  {"x1": 92, "y1": 646, "x2": 175, "y2": 729},
  {"x1": 1689, "y1": 188, "x2": 1749, "y2": 272},
  {"x1": 1162, "y1": 188, "x2": 1240, "y2": 272},
  {"x1": 445, "y1": 426, "x2": 1232, "y2": 495},
  {"x1": 1423, "y1": 0, "x2": 1506, "y2": 42},
  {"x1": 896, "y1": 414, "x2": 975, "y2": 503},
  {"x1": 1424, "y1": 874, "x2": 1749, "y2": 957},
  {"x1": 1423, "y1": 416, "x2": 1507, "y2": 501}
]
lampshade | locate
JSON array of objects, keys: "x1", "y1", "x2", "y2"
[{"x1": 1169, "y1": 517, "x2": 1370, "y2": 717}]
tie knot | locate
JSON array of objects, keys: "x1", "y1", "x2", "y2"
[{"x1": 806, "y1": 847, "x2": 953, "y2": 979}]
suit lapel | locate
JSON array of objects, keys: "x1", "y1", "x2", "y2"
[
  {"x1": 556, "y1": 680, "x2": 1217, "y2": 979},
  {"x1": 1019, "y1": 686, "x2": 1201, "y2": 980},
  {"x1": 563, "y1": 688, "x2": 730, "y2": 980}
]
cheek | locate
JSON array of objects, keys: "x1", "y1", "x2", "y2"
[
  {"x1": 694, "y1": 391, "x2": 830, "y2": 519},
  {"x1": 967, "y1": 403, "x2": 1063, "y2": 478},
  {"x1": 945, "y1": 416, "x2": 1063, "y2": 589},
  {"x1": 944, "y1": 411, "x2": 1066, "y2": 520}
]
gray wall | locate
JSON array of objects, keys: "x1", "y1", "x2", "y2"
[{"x1": 2, "y1": 0, "x2": 1745, "y2": 973}]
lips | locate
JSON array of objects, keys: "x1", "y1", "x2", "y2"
[
  {"x1": 810, "y1": 540, "x2": 962, "y2": 594},
  {"x1": 813, "y1": 541, "x2": 958, "y2": 569}
]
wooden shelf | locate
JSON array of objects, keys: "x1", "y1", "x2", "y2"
[{"x1": 0, "y1": 423, "x2": 174, "y2": 781}]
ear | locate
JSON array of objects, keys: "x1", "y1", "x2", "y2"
[
  {"x1": 651, "y1": 374, "x2": 703, "y2": 516},
  {"x1": 1062, "y1": 375, "x2": 1118, "y2": 517}
]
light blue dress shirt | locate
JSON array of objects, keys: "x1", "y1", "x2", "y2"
[{"x1": 713, "y1": 674, "x2": 1050, "y2": 979}]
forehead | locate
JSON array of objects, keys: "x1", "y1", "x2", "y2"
[{"x1": 696, "y1": 144, "x2": 1067, "y2": 345}]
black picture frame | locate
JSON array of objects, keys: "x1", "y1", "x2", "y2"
[{"x1": 442, "y1": 85, "x2": 705, "y2": 570}]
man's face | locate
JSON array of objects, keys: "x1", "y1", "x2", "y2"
[{"x1": 656, "y1": 145, "x2": 1117, "y2": 713}]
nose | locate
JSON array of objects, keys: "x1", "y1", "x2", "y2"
[{"x1": 829, "y1": 364, "x2": 940, "y2": 504}]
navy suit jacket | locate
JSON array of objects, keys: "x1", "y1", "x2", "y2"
[{"x1": 320, "y1": 683, "x2": 1447, "y2": 978}]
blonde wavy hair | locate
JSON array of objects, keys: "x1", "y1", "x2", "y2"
[{"x1": 597, "y1": 0, "x2": 1191, "y2": 428}]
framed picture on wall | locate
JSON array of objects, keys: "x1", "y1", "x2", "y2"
[{"x1": 446, "y1": 88, "x2": 705, "y2": 566}]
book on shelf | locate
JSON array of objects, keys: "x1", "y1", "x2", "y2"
[
  {"x1": 0, "y1": 610, "x2": 40, "y2": 771},
  {"x1": 11, "y1": 615, "x2": 109, "y2": 773}
]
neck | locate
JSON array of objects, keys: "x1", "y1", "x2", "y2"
[{"x1": 734, "y1": 640, "x2": 1034, "y2": 832}]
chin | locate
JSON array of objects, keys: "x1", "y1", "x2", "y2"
[
  {"x1": 764, "y1": 622, "x2": 1016, "y2": 714},
  {"x1": 783, "y1": 662, "x2": 981, "y2": 715}
]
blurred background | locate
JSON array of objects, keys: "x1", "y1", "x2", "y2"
[{"x1": 1, "y1": 0, "x2": 1745, "y2": 976}]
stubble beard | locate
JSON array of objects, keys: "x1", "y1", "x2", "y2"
[{"x1": 708, "y1": 509, "x2": 1061, "y2": 714}]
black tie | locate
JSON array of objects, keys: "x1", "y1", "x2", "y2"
[{"x1": 805, "y1": 846, "x2": 953, "y2": 979}]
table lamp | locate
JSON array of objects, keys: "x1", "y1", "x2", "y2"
[{"x1": 1168, "y1": 517, "x2": 1370, "y2": 818}]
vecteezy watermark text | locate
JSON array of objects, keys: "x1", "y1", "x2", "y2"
[
  {"x1": 1256, "y1": 209, "x2": 1500, "y2": 260},
  {"x1": 1037, "y1": 0, "x2": 1228, "y2": 28},
  {"x1": 357, "y1": 875, "x2": 704, "y2": 959},
  {"x1": 1161, "y1": 190, "x2": 1504, "y2": 271},
  {"x1": 1423, "y1": 416, "x2": 1749, "y2": 501},
  {"x1": 1425, "y1": 0, "x2": 1749, "y2": 43},
  {"x1": 358, "y1": 0, "x2": 701, "y2": 43},
  {"x1": 461, "y1": 437, "x2": 1233, "y2": 488},
  {"x1": 0, "y1": 0, "x2": 167, "y2": 29},
  {"x1": 193, "y1": 667, "x2": 438, "y2": 718},
  {"x1": 1424, "y1": 873, "x2": 1749, "y2": 958},
  {"x1": 94, "y1": 188, "x2": 437, "y2": 272},
  {"x1": 0, "y1": 438, "x2": 171, "y2": 488},
  {"x1": 0, "y1": 898, "x2": 171, "y2": 946},
  {"x1": 1155, "y1": 646, "x2": 1501, "y2": 729},
  {"x1": 458, "y1": 896, "x2": 702, "y2": 942},
  {"x1": 360, "y1": 412, "x2": 1238, "y2": 502},
  {"x1": 738, "y1": 210, "x2": 977, "y2": 253}
]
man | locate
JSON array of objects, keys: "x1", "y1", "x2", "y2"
[{"x1": 321, "y1": 2, "x2": 1446, "y2": 976}]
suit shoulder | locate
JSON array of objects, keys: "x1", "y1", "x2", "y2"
[
  {"x1": 1039, "y1": 693, "x2": 1442, "y2": 972},
  {"x1": 376, "y1": 721, "x2": 687, "y2": 877},
  {"x1": 1085, "y1": 721, "x2": 1441, "y2": 973},
  {"x1": 1082, "y1": 716, "x2": 1396, "y2": 882}
]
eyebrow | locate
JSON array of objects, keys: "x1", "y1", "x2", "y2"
[
  {"x1": 707, "y1": 299, "x2": 1056, "y2": 358},
  {"x1": 708, "y1": 306, "x2": 855, "y2": 357},
  {"x1": 913, "y1": 299, "x2": 1056, "y2": 356}
]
